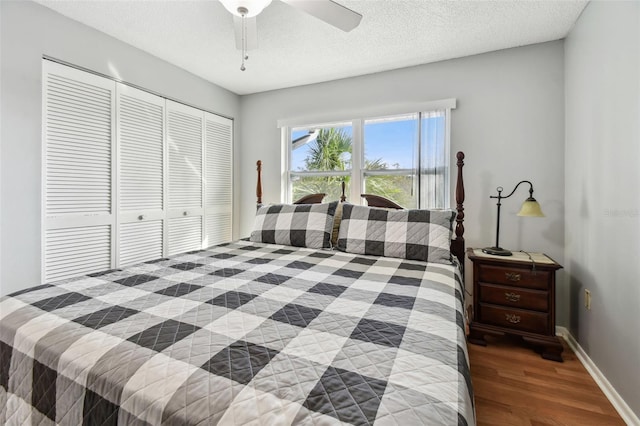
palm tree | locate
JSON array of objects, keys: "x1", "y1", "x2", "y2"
[
  {"x1": 304, "y1": 128, "x2": 352, "y2": 171},
  {"x1": 293, "y1": 128, "x2": 352, "y2": 201}
]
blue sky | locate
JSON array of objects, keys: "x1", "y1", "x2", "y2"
[
  {"x1": 364, "y1": 119, "x2": 417, "y2": 168},
  {"x1": 291, "y1": 116, "x2": 444, "y2": 171}
]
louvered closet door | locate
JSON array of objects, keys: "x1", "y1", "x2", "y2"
[
  {"x1": 43, "y1": 61, "x2": 116, "y2": 282},
  {"x1": 117, "y1": 84, "x2": 165, "y2": 266},
  {"x1": 204, "y1": 113, "x2": 233, "y2": 247},
  {"x1": 166, "y1": 100, "x2": 204, "y2": 255}
]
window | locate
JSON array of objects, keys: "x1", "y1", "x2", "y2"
[
  {"x1": 289, "y1": 122, "x2": 353, "y2": 202},
  {"x1": 282, "y1": 102, "x2": 453, "y2": 209},
  {"x1": 363, "y1": 114, "x2": 419, "y2": 208}
]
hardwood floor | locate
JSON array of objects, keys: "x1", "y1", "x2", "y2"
[{"x1": 468, "y1": 335, "x2": 626, "y2": 426}]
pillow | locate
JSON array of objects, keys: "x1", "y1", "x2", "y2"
[
  {"x1": 250, "y1": 201, "x2": 338, "y2": 249},
  {"x1": 336, "y1": 204, "x2": 455, "y2": 264}
]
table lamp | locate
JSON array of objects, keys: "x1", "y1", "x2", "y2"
[{"x1": 482, "y1": 180, "x2": 544, "y2": 256}]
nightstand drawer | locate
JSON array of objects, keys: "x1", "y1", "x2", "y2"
[
  {"x1": 478, "y1": 264, "x2": 549, "y2": 289},
  {"x1": 478, "y1": 304, "x2": 548, "y2": 334},
  {"x1": 478, "y1": 283, "x2": 548, "y2": 311}
]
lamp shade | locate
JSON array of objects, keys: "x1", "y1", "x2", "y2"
[
  {"x1": 517, "y1": 197, "x2": 544, "y2": 217},
  {"x1": 219, "y1": 0, "x2": 272, "y2": 17}
]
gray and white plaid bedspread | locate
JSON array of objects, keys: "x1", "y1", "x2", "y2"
[{"x1": 0, "y1": 241, "x2": 475, "y2": 425}]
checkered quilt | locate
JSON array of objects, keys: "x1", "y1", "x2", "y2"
[{"x1": 0, "y1": 240, "x2": 475, "y2": 425}]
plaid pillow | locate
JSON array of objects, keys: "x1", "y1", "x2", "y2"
[
  {"x1": 336, "y1": 204, "x2": 455, "y2": 264},
  {"x1": 251, "y1": 201, "x2": 338, "y2": 249}
]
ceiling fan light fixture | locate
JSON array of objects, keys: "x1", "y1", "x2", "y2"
[
  {"x1": 220, "y1": 0, "x2": 272, "y2": 18},
  {"x1": 220, "y1": 0, "x2": 362, "y2": 72}
]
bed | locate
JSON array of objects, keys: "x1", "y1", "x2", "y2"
[{"x1": 1, "y1": 153, "x2": 473, "y2": 425}]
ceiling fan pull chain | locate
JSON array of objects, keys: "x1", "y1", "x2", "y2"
[
  {"x1": 243, "y1": 19, "x2": 248, "y2": 61},
  {"x1": 239, "y1": 6, "x2": 248, "y2": 71}
]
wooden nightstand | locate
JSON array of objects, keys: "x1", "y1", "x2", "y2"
[{"x1": 467, "y1": 248, "x2": 564, "y2": 362}]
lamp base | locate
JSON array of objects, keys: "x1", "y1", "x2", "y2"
[{"x1": 482, "y1": 247, "x2": 513, "y2": 256}]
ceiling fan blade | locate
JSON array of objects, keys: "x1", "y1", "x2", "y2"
[
  {"x1": 281, "y1": 0, "x2": 362, "y2": 32},
  {"x1": 233, "y1": 15, "x2": 258, "y2": 50}
]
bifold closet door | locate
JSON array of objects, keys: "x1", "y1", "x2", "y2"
[
  {"x1": 166, "y1": 100, "x2": 204, "y2": 255},
  {"x1": 117, "y1": 84, "x2": 165, "y2": 267},
  {"x1": 204, "y1": 112, "x2": 233, "y2": 247},
  {"x1": 42, "y1": 61, "x2": 116, "y2": 282},
  {"x1": 43, "y1": 61, "x2": 234, "y2": 282}
]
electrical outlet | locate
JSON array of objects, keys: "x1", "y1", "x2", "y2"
[{"x1": 585, "y1": 289, "x2": 591, "y2": 310}]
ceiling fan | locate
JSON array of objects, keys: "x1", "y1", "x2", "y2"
[{"x1": 219, "y1": 0, "x2": 363, "y2": 70}]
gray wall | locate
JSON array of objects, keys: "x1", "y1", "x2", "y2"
[
  {"x1": 0, "y1": 1, "x2": 241, "y2": 296},
  {"x1": 565, "y1": 1, "x2": 640, "y2": 419},
  {"x1": 239, "y1": 41, "x2": 567, "y2": 324}
]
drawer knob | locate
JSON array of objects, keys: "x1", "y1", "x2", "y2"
[
  {"x1": 138, "y1": 215, "x2": 145, "y2": 221},
  {"x1": 505, "y1": 292, "x2": 521, "y2": 302},
  {"x1": 505, "y1": 313, "x2": 521, "y2": 324},
  {"x1": 505, "y1": 272, "x2": 521, "y2": 282}
]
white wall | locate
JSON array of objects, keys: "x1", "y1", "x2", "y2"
[
  {"x1": 239, "y1": 41, "x2": 567, "y2": 324},
  {"x1": 0, "y1": 1, "x2": 241, "y2": 296},
  {"x1": 565, "y1": 1, "x2": 640, "y2": 420}
]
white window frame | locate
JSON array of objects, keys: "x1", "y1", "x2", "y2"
[{"x1": 279, "y1": 99, "x2": 456, "y2": 207}]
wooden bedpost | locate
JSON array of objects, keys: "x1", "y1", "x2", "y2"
[
  {"x1": 256, "y1": 160, "x2": 263, "y2": 208},
  {"x1": 451, "y1": 151, "x2": 466, "y2": 265},
  {"x1": 340, "y1": 181, "x2": 347, "y2": 202}
]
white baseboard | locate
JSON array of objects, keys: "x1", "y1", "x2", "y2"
[{"x1": 556, "y1": 326, "x2": 639, "y2": 426}]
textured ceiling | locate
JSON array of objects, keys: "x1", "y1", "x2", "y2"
[{"x1": 35, "y1": 0, "x2": 588, "y2": 95}]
